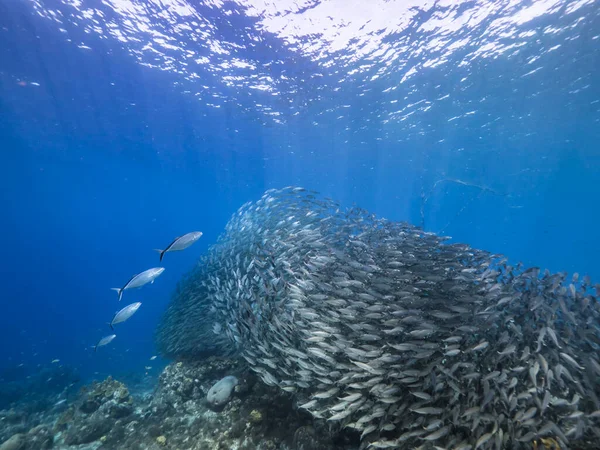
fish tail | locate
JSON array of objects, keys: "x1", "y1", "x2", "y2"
[
  {"x1": 107, "y1": 322, "x2": 114, "y2": 331},
  {"x1": 110, "y1": 288, "x2": 123, "y2": 301},
  {"x1": 153, "y1": 249, "x2": 166, "y2": 262},
  {"x1": 93, "y1": 345, "x2": 97, "y2": 353}
]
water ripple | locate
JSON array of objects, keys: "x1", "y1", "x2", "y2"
[{"x1": 29, "y1": 0, "x2": 599, "y2": 131}]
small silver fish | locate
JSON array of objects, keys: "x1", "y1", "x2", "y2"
[
  {"x1": 94, "y1": 334, "x2": 116, "y2": 352},
  {"x1": 111, "y1": 268, "x2": 165, "y2": 301},
  {"x1": 154, "y1": 231, "x2": 203, "y2": 261},
  {"x1": 470, "y1": 340, "x2": 489, "y2": 352},
  {"x1": 559, "y1": 352, "x2": 583, "y2": 370}
]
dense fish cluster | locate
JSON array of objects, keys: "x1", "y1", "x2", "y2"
[
  {"x1": 156, "y1": 267, "x2": 233, "y2": 358},
  {"x1": 157, "y1": 187, "x2": 600, "y2": 449}
]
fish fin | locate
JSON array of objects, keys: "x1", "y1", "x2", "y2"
[
  {"x1": 110, "y1": 288, "x2": 123, "y2": 301},
  {"x1": 94, "y1": 345, "x2": 97, "y2": 353},
  {"x1": 151, "y1": 280, "x2": 154, "y2": 284},
  {"x1": 153, "y1": 249, "x2": 167, "y2": 262}
]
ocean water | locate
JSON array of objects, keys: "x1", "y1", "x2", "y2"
[{"x1": 0, "y1": 0, "x2": 599, "y2": 444}]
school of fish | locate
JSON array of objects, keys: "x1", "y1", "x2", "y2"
[{"x1": 156, "y1": 187, "x2": 600, "y2": 449}]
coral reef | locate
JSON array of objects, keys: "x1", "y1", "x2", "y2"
[
  {"x1": 141, "y1": 357, "x2": 354, "y2": 450},
  {"x1": 60, "y1": 377, "x2": 134, "y2": 446},
  {"x1": 0, "y1": 424, "x2": 53, "y2": 450},
  {"x1": 0, "y1": 383, "x2": 73, "y2": 447},
  {"x1": 0, "y1": 358, "x2": 358, "y2": 450}
]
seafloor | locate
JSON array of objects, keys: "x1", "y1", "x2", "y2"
[
  {"x1": 0, "y1": 357, "x2": 359, "y2": 450},
  {"x1": 0, "y1": 356, "x2": 596, "y2": 450}
]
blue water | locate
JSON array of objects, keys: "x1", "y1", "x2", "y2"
[{"x1": 1, "y1": 0, "x2": 599, "y2": 385}]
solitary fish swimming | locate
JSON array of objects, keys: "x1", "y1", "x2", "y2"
[
  {"x1": 154, "y1": 232, "x2": 203, "y2": 261},
  {"x1": 111, "y1": 268, "x2": 165, "y2": 301},
  {"x1": 94, "y1": 334, "x2": 116, "y2": 352},
  {"x1": 109, "y1": 302, "x2": 142, "y2": 329}
]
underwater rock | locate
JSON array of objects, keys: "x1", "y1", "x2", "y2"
[
  {"x1": 60, "y1": 376, "x2": 135, "y2": 446},
  {"x1": 24, "y1": 425, "x2": 52, "y2": 450},
  {"x1": 206, "y1": 375, "x2": 238, "y2": 407},
  {"x1": 79, "y1": 376, "x2": 132, "y2": 416},
  {"x1": 53, "y1": 406, "x2": 74, "y2": 432},
  {"x1": 0, "y1": 434, "x2": 24, "y2": 450},
  {"x1": 63, "y1": 411, "x2": 113, "y2": 445},
  {"x1": 0, "y1": 427, "x2": 51, "y2": 450},
  {"x1": 293, "y1": 426, "x2": 331, "y2": 450},
  {"x1": 155, "y1": 357, "x2": 244, "y2": 405},
  {"x1": 0, "y1": 401, "x2": 57, "y2": 447}
]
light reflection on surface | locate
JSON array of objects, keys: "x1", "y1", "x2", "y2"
[{"x1": 27, "y1": 0, "x2": 599, "y2": 134}]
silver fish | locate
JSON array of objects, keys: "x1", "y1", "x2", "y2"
[
  {"x1": 94, "y1": 334, "x2": 116, "y2": 352},
  {"x1": 559, "y1": 352, "x2": 583, "y2": 370},
  {"x1": 154, "y1": 231, "x2": 203, "y2": 261},
  {"x1": 109, "y1": 302, "x2": 142, "y2": 329},
  {"x1": 111, "y1": 267, "x2": 165, "y2": 301}
]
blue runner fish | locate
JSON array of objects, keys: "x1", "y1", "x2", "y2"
[
  {"x1": 154, "y1": 232, "x2": 203, "y2": 261},
  {"x1": 111, "y1": 267, "x2": 164, "y2": 301}
]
